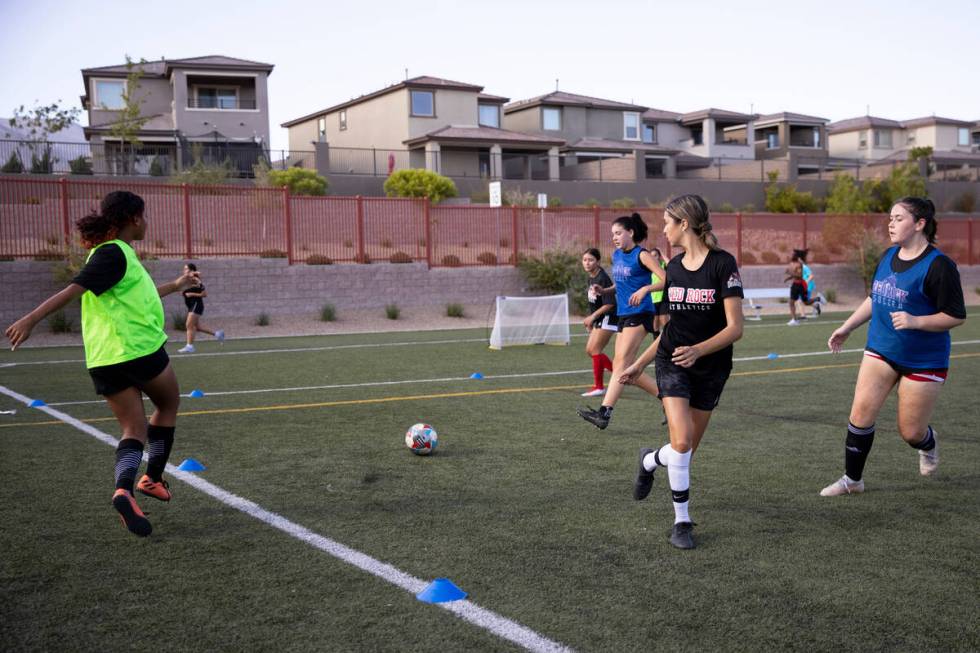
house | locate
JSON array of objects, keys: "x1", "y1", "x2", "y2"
[
  {"x1": 826, "y1": 115, "x2": 903, "y2": 160},
  {"x1": 752, "y1": 112, "x2": 828, "y2": 160},
  {"x1": 281, "y1": 76, "x2": 563, "y2": 179},
  {"x1": 675, "y1": 108, "x2": 756, "y2": 160},
  {"x1": 81, "y1": 55, "x2": 274, "y2": 175}
]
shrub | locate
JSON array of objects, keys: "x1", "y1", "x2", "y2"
[
  {"x1": 518, "y1": 246, "x2": 589, "y2": 313},
  {"x1": 170, "y1": 157, "x2": 236, "y2": 185},
  {"x1": 343, "y1": 239, "x2": 353, "y2": 248},
  {"x1": 254, "y1": 313, "x2": 271, "y2": 326},
  {"x1": 499, "y1": 237, "x2": 510, "y2": 248},
  {"x1": 548, "y1": 197, "x2": 562, "y2": 207},
  {"x1": 69, "y1": 156, "x2": 93, "y2": 175},
  {"x1": 48, "y1": 310, "x2": 74, "y2": 333},
  {"x1": 1, "y1": 152, "x2": 24, "y2": 173},
  {"x1": 305, "y1": 254, "x2": 333, "y2": 265},
  {"x1": 503, "y1": 188, "x2": 535, "y2": 207},
  {"x1": 33, "y1": 248, "x2": 63, "y2": 261},
  {"x1": 477, "y1": 251, "x2": 498, "y2": 265},
  {"x1": 389, "y1": 251, "x2": 412, "y2": 263},
  {"x1": 852, "y1": 228, "x2": 888, "y2": 294},
  {"x1": 740, "y1": 251, "x2": 758, "y2": 265},
  {"x1": 357, "y1": 252, "x2": 372, "y2": 264},
  {"x1": 30, "y1": 149, "x2": 55, "y2": 174},
  {"x1": 824, "y1": 288, "x2": 837, "y2": 303},
  {"x1": 760, "y1": 251, "x2": 781, "y2": 265},
  {"x1": 949, "y1": 191, "x2": 976, "y2": 213},
  {"x1": 259, "y1": 249, "x2": 287, "y2": 258},
  {"x1": 385, "y1": 304, "x2": 400, "y2": 320},
  {"x1": 741, "y1": 203, "x2": 757, "y2": 212},
  {"x1": 825, "y1": 173, "x2": 872, "y2": 213},
  {"x1": 440, "y1": 254, "x2": 462, "y2": 267},
  {"x1": 380, "y1": 238, "x2": 393, "y2": 249},
  {"x1": 764, "y1": 171, "x2": 820, "y2": 213},
  {"x1": 470, "y1": 190, "x2": 490, "y2": 204},
  {"x1": 446, "y1": 303, "x2": 465, "y2": 318},
  {"x1": 170, "y1": 310, "x2": 187, "y2": 331},
  {"x1": 23, "y1": 196, "x2": 41, "y2": 205},
  {"x1": 820, "y1": 215, "x2": 865, "y2": 252},
  {"x1": 267, "y1": 167, "x2": 328, "y2": 196},
  {"x1": 718, "y1": 202, "x2": 735, "y2": 213},
  {"x1": 320, "y1": 303, "x2": 336, "y2": 322},
  {"x1": 383, "y1": 169, "x2": 456, "y2": 203},
  {"x1": 610, "y1": 197, "x2": 636, "y2": 209},
  {"x1": 148, "y1": 156, "x2": 166, "y2": 177},
  {"x1": 581, "y1": 198, "x2": 601, "y2": 208}
]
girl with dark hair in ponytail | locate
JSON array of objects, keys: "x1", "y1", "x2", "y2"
[
  {"x1": 5, "y1": 190, "x2": 200, "y2": 537},
  {"x1": 619, "y1": 194, "x2": 744, "y2": 549},
  {"x1": 577, "y1": 212, "x2": 662, "y2": 429},
  {"x1": 820, "y1": 196, "x2": 966, "y2": 497}
]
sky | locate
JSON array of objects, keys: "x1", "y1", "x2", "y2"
[{"x1": 1, "y1": 0, "x2": 977, "y2": 152}]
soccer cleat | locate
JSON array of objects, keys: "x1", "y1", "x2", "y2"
[
  {"x1": 581, "y1": 387, "x2": 606, "y2": 397},
  {"x1": 112, "y1": 489, "x2": 152, "y2": 537},
  {"x1": 577, "y1": 406, "x2": 609, "y2": 430},
  {"x1": 177, "y1": 344, "x2": 195, "y2": 353},
  {"x1": 918, "y1": 432, "x2": 938, "y2": 476},
  {"x1": 215, "y1": 330, "x2": 225, "y2": 343},
  {"x1": 787, "y1": 319, "x2": 800, "y2": 326},
  {"x1": 814, "y1": 302, "x2": 822, "y2": 316},
  {"x1": 137, "y1": 474, "x2": 172, "y2": 502},
  {"x1": 633, "y1": 448, "x2": 656, "y2": 500},
  {"x1": 819, "y1": 475, "x2": 865, "y2": 497},
  {"x1": 818, "y1": 292, "x2": 827, "y2": 305},
  {"x1": 669, "y1": 521, "x2": 695, "y2": 549}
]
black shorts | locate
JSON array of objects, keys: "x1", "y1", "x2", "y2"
[
  {"x1": 185, "y1": 299, "x2": 204, "y2": 316},
  {"x1": 655, "y1": 355, "x2": 730, "y2": 411},
  {"x1": 618, "y1": 311, "x2": 655, "y2": 333},
  {"x1": 789, "y1": 282, "x2": 809, "y2": 302},
  {"x1": 88, "y1": 345, "x2": 170, "y2": 396},
  {"x1": 654, "y1": 300, "x2": 667, "y2": 315},
  {"x1": 591, "y1": 314, "x2": 619, "y2": 332}
]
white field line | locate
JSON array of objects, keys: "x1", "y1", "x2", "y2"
[
  {"x1": 40, "y1": 339, "x2": 980, "y2": 408},
  {"x1": 0, "y1": 383, "x2": 573, "y2": 653}
]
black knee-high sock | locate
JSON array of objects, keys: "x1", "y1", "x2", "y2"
[
  {"x1": 909, "y1": 425, "x2": 936, "y2": 451},
  {"x1": 845, "y1": 422, "x2": 875, "y2": 481},
  {"x1": 115, "y1": 438, "x2": 144, "y2": 493},
  {"x1": 145, "y1": 425, "x2": 175, "y2": 481}
]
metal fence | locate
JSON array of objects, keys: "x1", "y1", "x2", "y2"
[{"x1": 1, "y1": 177, "x2": 977, "y2": 267}]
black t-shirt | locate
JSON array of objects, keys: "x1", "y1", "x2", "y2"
[
  {"x1": 587, "y1": 267, "x2": 616, "y2": 317},
  {"x1": 888, "y1": 245, "x2": 966, "y2": 319},
  {"x1": 72, "y1": 243, "x2": 126, "y2": 296},
  {"x1": 183, "y1": 283, "x2": 205, "y2": 309},
  {"x1": 658, "y1": 249, "x2": 744, "y2": 373}
]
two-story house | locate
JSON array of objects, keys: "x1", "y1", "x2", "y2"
[
  {"x1": 82, "y1": 55, "x2": 274, "y2": 175},
  {"x1": 282, "y1": 76, "x2": 563, "y2": 180}
]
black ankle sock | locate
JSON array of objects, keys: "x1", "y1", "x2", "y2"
[
  {"x1": 145, "y1": 425, "x2": 175, "y2": 481},
  {"x1": 844, "y1": 422, "x2": 875, "y2": 481},
  {"x1": 910, "y1": 426, "x2": 936, "y2": 451},
  {"x1": 114, "y1": 438, "x2": 144, "y2": 493},
  {"x1": 599, "y1": 405, "x2": 613, "y2": 418}
]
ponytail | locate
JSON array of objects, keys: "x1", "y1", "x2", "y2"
[
  {"x1": 897, "y1": 196, "x2": 937, "y2": 244},
  {"x1": 613, "y1": 212, "x2": 648, "y2": 244},
  {"x1": 75, "y1": 191, "x2": 145, "y2": 248},
  {"x1": 665, "y1": 194, "x2": 718, "y2": 250}
]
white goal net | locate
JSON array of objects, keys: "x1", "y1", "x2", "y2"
[{"x1": 488, "y1": 294, "x2": 570, "y2": 350}]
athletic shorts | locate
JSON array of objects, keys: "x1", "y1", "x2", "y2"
[
  {"x1": 618, "y1": 311, "x2": 655, "y2": 333},
  {"x1": 864, "y1": 349, "x2": 947, "y2": 384},
  {"x1": 789, "y1": 281, "x2": 809, "y2": 302},
  {"x1": 591, "y1": 314, "x2": 620, "y2": 332},
  {"x1": 88, "y1": 345, "x2": 170, "y2": 396},
  {"x1": 655, "y1": 356, "x2": 730, "y2": 411},
  {"x1": 185, "y1": 299, "x2": 204, "y2": 316}
]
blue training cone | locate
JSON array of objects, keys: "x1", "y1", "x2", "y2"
[
  {"x1": 767, "y1": 353, "x2": 779, "y2": 360},
  {"x1": 188, "y1": 389, "x2": 205, "y2": 398},
  {"x1": 28, "y1": 399, "x2": 47, "y2": 407},
  {"x1": 469, "y1": 372, "x2": 483, "y2": 380},
  {"x1": 416, "y1": 578, "x2": 467, "y2": 604},
  {"x1": 177, "y1": 458, "x2": 207, "y2": 472}
]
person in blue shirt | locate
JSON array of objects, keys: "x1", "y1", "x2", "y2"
[
  {"x1": 785, "y1": 249, "x2": 823, "y2": 325},
  {"x1": 821, "y1": 197, "x2": 967, "y2": 497},
  {"x1": 578, "y1": 213, "x2": 662, "y2": 430}
]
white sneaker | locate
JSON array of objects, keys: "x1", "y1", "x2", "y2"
[
  {"x1": 177, "y1": 344, "x2": 196, "y2": 354},
  {"x1": 919, "y1": 432, "x2": 938, "y2": 476},
  {"x1": 818, "y1": 293, "x2": 827, "y2": 304},
  {"x1": 581, "y1": 387, "x2": 606, "y2": 397},
  {"x1": 787, "y1": 319, "x2": 800, "y2": 326},
  {"x1": 215, "y1": 330, "x2": 225, "y2": 343},
  {"x1": 819, "y1": 475, "x2": 864, "y2": 497}
]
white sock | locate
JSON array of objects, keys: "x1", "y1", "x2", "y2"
[{"x1": 665, "y1": 446, "x2": 692, "y2": 524}]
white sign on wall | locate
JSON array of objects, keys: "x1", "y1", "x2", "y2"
[
  {"x1": 489, "y1": 181, "x2": 502, "y2": 207},
  {"x1": 537, "y1": 193, "x2": 548, "y2": 209}
]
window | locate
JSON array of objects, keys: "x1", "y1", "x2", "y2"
[
  {"x1": 339, "y1": 110, "x2": 347, "y2": 131},
  {"x1": 973, "y1": 132, "x2": 980, "y2": 147},
  {"x1": 478, "y1": 104, "x2": 499, "y2": 128},
  {"x1": 623, "y1": 112, "x2": 640, "y2": 140},
  {"x1": 858, "y1": 130, "x2": 868, "y2": 148},
  {"x1": 873, "y1": 129, "x2": 892, "y2": 148},
  {"x1": 767, "y1": 132, "x2": 779, "y2": 149},
  {"x1": 958, "y1": 127, "x2": 969, "y2": 146},
  {"x1": 691, "y1": 125, "x2": 703, "y2": 146},
  {"x1": 642, "y1": 124, "x2": 656, "y2": 144},
  {"x1": 644, "y1": 157, "x2": 666, "y2": 179},
  {"x1": 94, "y1": 80, "x2": 125, "y2": 110},
  {"x1": 813, "y1": 127, "x2": 821, "y2": 149},
  {"x1": 907, "y1": 131, "x2": 916, "y2": 145},
  {"x1": 317, "y1": 117, "x2": 326, "y2": 142},
  {"x1": 542, "y1": 107, "x2": 561, "y2": 131},
  {"x1": 196, "y1": 87, "x2": 238, "y2": 109},
  {"x1": 411, "y1": 90, "x2": 434, "y2": 117}
]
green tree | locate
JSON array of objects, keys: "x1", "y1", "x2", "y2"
[
  {"x1": 105, "y1": 56, "x2": 150, "y2": 174},
  {"x1": 763, "y1": 171, "x2": 821, "y2": 213},
  {"x1": 7, "y1": 100, "x2": 80, "y2": 174},
  {"x1": 383, "y1": 169, "x2": 457, "y2": 203},
  {"x1": 825, "y1": 173, "x2": 871, "y2": 213}
]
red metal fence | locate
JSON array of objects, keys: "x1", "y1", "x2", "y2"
[{"x1": 1, "y1": 177, "x2": 976, "y2": 267}]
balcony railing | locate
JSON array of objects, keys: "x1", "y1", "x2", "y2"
[{"x1": 186, "y1": 98, "x2": 257, "y2": 110}]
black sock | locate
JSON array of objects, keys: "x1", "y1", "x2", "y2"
[
  {"x1": 844, "y1": 422, "x2": 875, "y2": 481},
  {"x1": 114, "y1": 438, "x2": 144, "y2": 493},
  {"x1": 910, "y1": 426, "x2": 936, "y2": 451},
  {"x1": 599, "y1": 405, "x2": 613, "y2": 419},
  {"x1": 145, "y1": 425, "x2": 175, "y2": 481}
]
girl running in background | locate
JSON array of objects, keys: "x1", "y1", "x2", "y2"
[
  {"x1": 577, "y1": 213, "x2": 662, "y2": 430},
  {"x1": 5, "y1": 191, "x2": 200, "y2": 537},
  {"x1": 580, "y1": 248, "x2": 618, "y2": 397},
  {"x1": 785, "y1": 249, "x2": 822, "y2": 325},
  {"x1": 649, "y1": 247, "x2": 669, "y2": 334},
  {"x1": 621, "y1": 194, "x2": 744, "y2": 549},
  {"x1": 820, "y1": 197, "x2": 966, "y2": 497},
  {"x1": 178, "y1": 262, "x2": 224, "y2": 354}
]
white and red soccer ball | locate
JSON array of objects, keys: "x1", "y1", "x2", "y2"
[{"x1": 405, "y1": 423, "x2": 438, "y2": 455}]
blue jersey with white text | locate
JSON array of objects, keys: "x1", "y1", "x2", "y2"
[
  {"x1": 867, "y1": 246, "x2": 950, "y2": 369},
  {"x1": 612, "y1": 246, "x2": 655, "y2": 317}
]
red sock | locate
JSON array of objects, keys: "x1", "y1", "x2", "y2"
[
  {"x1": 591, "y1": 355, "x2": 605, "y2": 389},
  {"x1": 599, "y1": 353, "x2": 613, "y2": 372}
]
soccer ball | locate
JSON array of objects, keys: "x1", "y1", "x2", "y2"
[{"x1": 405, "y1": 423, "x2": 438, "y2": 456}]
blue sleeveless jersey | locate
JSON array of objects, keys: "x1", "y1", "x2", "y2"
[
  {"x1": 867, "y1": 246, "x2": 950, "y2": 369},
  {"x1": 802, "y1": 263, "x2": 815, "y2": 295},
  {"x1": 611, "y1": 247, "x2": 656, "y2": 316}
]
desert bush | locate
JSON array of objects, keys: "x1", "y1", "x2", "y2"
[
  {"x1": 259, "y1": 249, "x2": 287, "y2": 258},
  {"x1": 518, "y1": 246, "x2": 589, "y2": 313},
  {"x1": 740, "y1": 251, "x2": 758, "y2": 265},
  {"x1": 852, "y1": 228, "x2": 888, "y2": 294},
  {"x1": 320, "y1": 303, "x2": 336, "y2": 322},
  {"x1": 385, "y1": 304, "x2": 400, "y2": 320},
  {"x1": 267, "y1": 167, "x2": 328, "y2": 196},
  {"x1": 610, "y1": 197, "x2": 636, "y2": 209},
  {"x1": 764, "y1": 171, "x2": 821, "y2": 213},
  {"x1": 760, "y1": 251, "x2": 781, "y2": 265},
  {"x1": 477, "y1": 251, "x2": 498, "y2": 265},
  {"x1": 824, "y1": 289, "x2": 837, "y2": 303},
  {"x1": 383, "y1": 169, "x2": 456, "y2": 203},
  {"x1": 389, "y1": 251, "x2": 412, "y2": 263},
  {"x1": 718, "y1": 202, "x2": 736, "y2": 213},
  {"x1": 254, "y1": 313, "x2": 271, "y2": 326},
  {"x1": 305, "y1": 254, "x2": 333, "y2": 265},
  {"x1": 170, "y1": 310, "x2": 187, "y2": 331},
  {"x1": 1, "y1": 152, "x2": 24, "y2": 173},
  {"x1": 581, "y1": 198, "x2": 601, "y2": 208},
  {"x1": 446, "y1": 303, "x2": 465, "y2": 318},
  {"x1": 48, "y1": 310, "x2": 74, "y2": 333},
  {"x1": 440, "y1": 254, "x2": 462, "y2": 267},
  {"x1": 949, "y1": 191, "x2": 976, "y2": 213},
  {"x1": 69, "y1": 156, "x2": 93, "y2": 175},
  {"x1": 33, "y1": 248, "x2": 63, "y2": 261}
]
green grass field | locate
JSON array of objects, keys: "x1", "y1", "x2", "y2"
[{"x1": 1, "y1": 310, "x2": 978, "y2": 652}]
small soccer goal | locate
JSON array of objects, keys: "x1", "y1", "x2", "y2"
[{"x1": 488, "y1": 294, "x2": 570, "y2": 350}]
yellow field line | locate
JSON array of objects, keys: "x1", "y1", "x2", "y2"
[{"x1": 4, "y1": 352, "x2": 979, "y2": 430}]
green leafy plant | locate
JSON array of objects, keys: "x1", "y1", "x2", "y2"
[
  {"x1": 764, "y1": 171, "x2": 821, "y2": 213},
  {"x1": 267, "y1": 167, "x2": 328, "y2": 195},
  {"x1": 148, "y1": 156, "x2": 166, "y2": 177},
  {"x1": 47, "y1": 310, "x2": 74, "y2": 333},
  {"x1": 69, "y1": 156, "x2": 93, "y2": 175},
  {"x1": 8, "y1": 99, "x2": 79, "y2": 175},
  {"x1": 548, "y1": 197, "x2": 562, "y2": 207},
  {"x1": 518, "y1": 246, "x2": 589, "y2": 313},
  {"x1": 385, "y1": 304, "x2": 400, "y2": 320},
  {"x1": 581, "y1": 198, "x2": 601, "y2": 208},
  {"x1": 254, "y1": 313, "x2": 271, "y2": 326},
  {"x1": 446, "y1": 303, "x2": 465, "y2": 318},
  {"x1": 170, "y1": 310, "x2": 187, "y2": 331},
  {"x1": 170, "y1": 147, "x2": 236, "y2": 185},
  {"x1": 320, "y1": 303, "x2": 337, "y2": 322},
  {"x1": 718, "y1": 202, "x2": 736, "y2": 213},
  {"x1": 852, "y1": 228, "x2": 888, "y2": 294},
  {"x1": 610, "y1": 197, "x2": 636, "y2": 209},
  {"x1": 30, "y1": 149, "x2": 54, "y2": 174},
  {"x1": 825, "y1": 174, "x2": 871, "y2": 213},
  {"x1": 1, "y1": 152, "x2": 24, "y2": 173},
  {"x1": 383, "y1": 169, "x2": 456, "y2": 203},
  {"x1": 824, "y1": 288, "x2": 837, "y2": 303}
]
